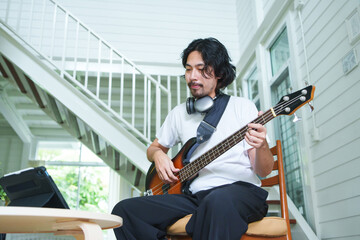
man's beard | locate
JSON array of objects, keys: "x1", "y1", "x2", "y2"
[{"x1": 188, "y1": 82, "x2": 206, "y2": 99}]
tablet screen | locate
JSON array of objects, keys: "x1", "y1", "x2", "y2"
[{"x1": 0, "y1": 166, "x2": 69, "y2": 209}]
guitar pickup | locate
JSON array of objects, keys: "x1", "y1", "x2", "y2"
[{"x1": 144, "y1": 189, "x2": 153, "y2": 196}]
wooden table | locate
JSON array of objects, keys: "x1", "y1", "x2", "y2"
[{"x1": 0, "y1": 206, "x2": 122, "y2": 240}]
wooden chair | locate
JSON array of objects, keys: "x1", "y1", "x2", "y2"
[{"x1": 166, "y1": 140, "x2": 292, "y2": 240}]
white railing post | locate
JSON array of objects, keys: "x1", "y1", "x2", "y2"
[
  {"x1": 108, "y1": 50, "x2": 113, "y2": 107},
  {"x1": 96, "y1": 39, "x2": 102, "y2": 98},
  {"x1": 72, "y1": 21, "x2": 80, "y2": 79},
  {"x1": 84, "y1": 30, "x2": 90, "y2": 88},
  {"x1": 143, "y1": 75, "x2": 148, "y2": 137},
  {"x1": 131, "y1": 66, "x2": 136, "y2": 127},
  {"x1": 147, "y1": 80, "x2": 151, "y2": 140},
  {"x1": 233, "y1": 79, "x2": 238, "y2": 96},
  {"x1": 16, "y1": 0, "x2": 23, "y2": 33},
  {"x1": 167, "y1": 75, "x2": 171, "y2": 112},
  {"x1": 27, "y1": 0, "x2": 34, "y2": 42},
  {"x1": 120, "y1": 57, "x2": 124, "y2": 117},
  {"x1": 156, "y1": 76, "x2": 161, "y2": 133},
  {"x1": 176, "y1": 75, "x2": 181, "y2": 106},
  {"x1": 50, "y1": 3, "x2": 57, "y2": 60},
  {"x1": 4, "y1": 0, "x2": 10, "y2": 23},
  {"x1": 61, "y1": 12, "x2": 68, "y2": 78},
  {"x1": 39, "y1": 0, "x2": 46, "y2": 51}
]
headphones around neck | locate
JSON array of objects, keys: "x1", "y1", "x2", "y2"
[{"x1": 186, "y1": 96, "x2": 214, "y2": 114}]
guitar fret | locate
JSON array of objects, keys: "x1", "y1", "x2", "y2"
[{"x1": 261, "y1": 114, "x2": 266, "y2": 125}]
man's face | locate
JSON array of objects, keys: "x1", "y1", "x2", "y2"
[{"x1": 185, "y1": 51, "x2": 218, "y2": 99}]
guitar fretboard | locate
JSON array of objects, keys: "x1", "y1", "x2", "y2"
[{"x1": 178, "y1": 109, "x2": 275, "y2": 181}]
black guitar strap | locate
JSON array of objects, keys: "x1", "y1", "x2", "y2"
[
  {"x1": 197, "y1": 93, "x2": 231, "y2": 144},
  {"x1": 182, "y1": 93, "x2": 230, "y2": 194}
]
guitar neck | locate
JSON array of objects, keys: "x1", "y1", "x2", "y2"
[{"x1": 179, "y1": 109, "x2": 275, "y2": 181}]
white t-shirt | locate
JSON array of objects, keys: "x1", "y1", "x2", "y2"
[{"x1": 156, "y1": 96, "x2": 261, "y2": 194}]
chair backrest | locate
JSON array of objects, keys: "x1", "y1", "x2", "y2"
[{"x1": 261, "y1": 140, "x2": 292, "y2": 240}]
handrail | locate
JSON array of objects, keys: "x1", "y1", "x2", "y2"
[
  {"x1": 0, "y1": 0, "x2": 171, "y2": 144},
  {"x1": 0, "y1": 19, "x2": 151, "y2": 145}
]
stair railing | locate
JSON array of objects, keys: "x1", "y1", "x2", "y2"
[{"x1": 0, "y1": 0, "x2": 171, "y2": 144}]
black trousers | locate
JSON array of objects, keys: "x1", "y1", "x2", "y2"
[{"x1": 111, "y1": 181, "x2": 268, "y2": 240}]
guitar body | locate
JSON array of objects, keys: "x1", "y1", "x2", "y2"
[{"x1": 145, "y1": 138, "x2": 197, "y2": 195}]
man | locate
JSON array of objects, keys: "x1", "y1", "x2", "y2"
[{"x1": 112, "y1": 37, "x2": 274, "y2": 240}]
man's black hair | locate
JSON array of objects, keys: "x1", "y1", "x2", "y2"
[{"x1": 181, "y1": 37, "x2": 236, "y2": 91}]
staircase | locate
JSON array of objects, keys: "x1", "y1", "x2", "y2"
[{"x1": 0, "y1": 0, "x2": 180, "y2": 192}]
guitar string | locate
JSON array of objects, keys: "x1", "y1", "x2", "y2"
[
  {"x1": 149, "y1": 93, "x2": 308, "y2": 195},
  {"x1": 150, "y1": 93, "x2": 306, "y2": 195}
]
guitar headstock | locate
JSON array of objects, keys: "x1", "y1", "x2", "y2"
[{"x1": 275, "y1": 85, "x2": 315, "y2": 116}]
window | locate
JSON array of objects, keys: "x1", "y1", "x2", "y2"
[
  {"x1": 271, "y1": 75, "x2": 306, "y2": 217},
  {"x1": 269, "y1": 28, "x2": 307, "y2": 218},
  {"x1": 270, "y1": 28, "x2": 290, "y2": 76},
  {"x1": 36, "y1": 141, "x2": 110, "y2": 213},
  {"x1": 245, "y1": 67, "x2": 260, "y2": 110}
]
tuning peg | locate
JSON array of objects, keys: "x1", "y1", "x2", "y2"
[
  {"x1": 308, "y1": 102, "x2": 314, "y2": 112},
  {"x1": 293, "y1": 113, "x2": 302, "y2": 123},
  {"x1": 287, "y1": 87, "x2": 293, "y2": 94}
]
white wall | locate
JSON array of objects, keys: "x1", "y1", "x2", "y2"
[
  {"x1": 56, "y1": 0, "x2": 239, "y2": 68},
  {"x1": 294, "y1": 0, "x2": 360, "y2": 239},
  {"x1": 0, "y1": 125, "x2": 24, "y2": 176},
  {"x1": 234, "y1": 0, "x2": 360, "y2": 239},
  {"x1": 261, "y1": 0, "x2": 273, "y2": 17},
  {"x1": 235, "y1": 0, "x2": 257, "y2": 58}
]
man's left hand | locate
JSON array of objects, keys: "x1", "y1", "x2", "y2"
[
  {"x1": 245, "y1": 111, "x2": 267, "y2": 149},
  {"x1": 245, "y1": 123, "x2": 267, "y2": 149}
]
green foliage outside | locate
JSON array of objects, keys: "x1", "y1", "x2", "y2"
[
  {"x1": 78, "y1": 167, "x2": 109, "y2": 212},
  {"x1": 37, "y1": 146, "x2": 109, "y2": 213},
  {"x1": 0, "y1": 184, "x2": 8, "y2": 203},
  {"x1": 0, "y1": 146, "x2": 109, "y2": 210},
  {"x1": 0, "y1": 162, "x2": 8, "y2": 203},
  {"x1": 47, "y1": 166, "x2": 109, "y2": 213}
]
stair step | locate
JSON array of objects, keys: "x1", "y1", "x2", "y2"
[{"x1": 265, "y1": 200, "x2": 297, "y2": 224}]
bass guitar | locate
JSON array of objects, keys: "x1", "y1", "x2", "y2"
[{"x1": 145, "y1": 85, "x2": 315, "y2": 196}]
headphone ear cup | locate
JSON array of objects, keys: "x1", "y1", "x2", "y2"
[{"x1": 186, "y1": 97, "x2": 195, "y2": 114}]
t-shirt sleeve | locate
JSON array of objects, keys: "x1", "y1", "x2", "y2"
[{"x1": 156, "y1": 107, "x2": 181, "y2": 148}]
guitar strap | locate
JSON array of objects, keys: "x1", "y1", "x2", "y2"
[
  {"x1": 182, "y1": 93, "x2": 230, "y2": 194},
  {"x1": 197, "y1": 93, "x2": 231, "y2": 144}
]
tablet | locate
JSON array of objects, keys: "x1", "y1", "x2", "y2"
[{"x1": 0, "y1": 166, "x2": 69, "y2": 209}]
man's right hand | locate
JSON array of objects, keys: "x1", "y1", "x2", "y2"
[
  {"x1": 153, "y1": 151, "x2": 179, "y2": 184},
  {"x1": 147, "y1": 138, "x2": 179, "y2": 184}
]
